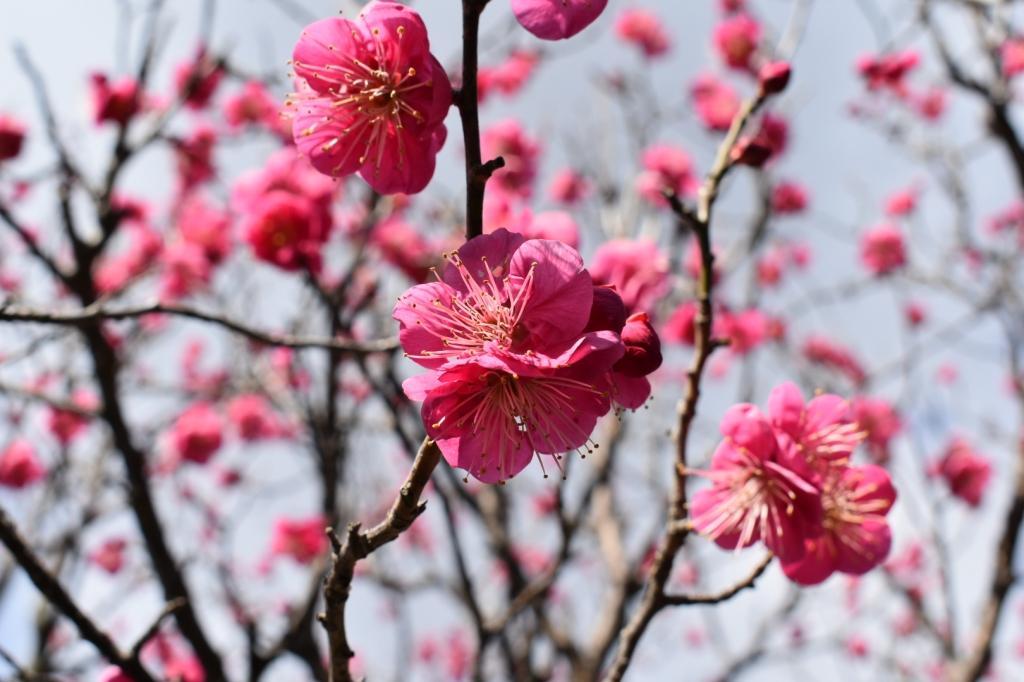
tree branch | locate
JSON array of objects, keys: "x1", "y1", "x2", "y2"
[
  {"x1": 0, "y1": 300, "x2": 398, "y2": 354},
  {"x1": 0, "y1": 507, "x2": 156, "y2": 682},
  {"x1": 321, "y1": 438, "x2": 442, "y2": 682}
]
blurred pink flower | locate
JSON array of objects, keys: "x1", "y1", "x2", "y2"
[
  {"x1": 615, "y1": 8, "x2": 670, "y2": 58},
  {"x1": 0, "y1": 439, "x2": 46, "y2": 488}
]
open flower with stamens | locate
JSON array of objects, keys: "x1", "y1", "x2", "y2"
[
  {"x1": 394, "y1": 229, "x2": 595, "y2": 369},
  {"x1": 395, "y1": 230, "x2": 627, "y2": 482},
  {"x1": 780, "y1": 464, "x2": 896, "y2": 585},
  {"x1": 288, "y1": 1, "x2": 451, "y2": 194},
  {"x1": 767, "y1": 381, "x2": 864, "y2": 482},
  {"x1": 405, "y1": 336, "x2": 622, "y2": 483},
  {"x1": 690, "y1": 404, "x2": 823, "y2": 562}
]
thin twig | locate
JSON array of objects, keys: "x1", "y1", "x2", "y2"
[
  {"x1": 321, "y1": 438, "x2": 442, "y2": 682},
  {"x1": 0, "y1": 300, "x2": 398, "y2": 354},
  {"x1": 0, "y1": 507, "x2": 156, "y2": 682}
]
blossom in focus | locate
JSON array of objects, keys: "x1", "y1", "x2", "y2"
[
  {"x1": 590, "y1": 238, "x2": 670, "y2": 314},
  {"x1": 269, "y1": 515, "x2": 329, "y2": 564},
  {"x1": 781, "y1": 465, "x2": 896, "y2": 585},
  {"x1": 690, "y1": 403, "x2": 822, "y2": 562},
  {"x1": 0, "y1": 439, "x2": 46, "y2": 488},
  {"x1": 713, "y1": 13, "x2": 761, "y2": 70},
  {"x1": 169, "y1": 403, "x2": 224, "y2": 465},
  {"x1": 289, "y1": 2, "x2": 452, "y2": 194},
  {"x1": 610, "y1": 311, "x2": 663, "y2": 409},
  {"x1": 0, "y1": 114, "x2": 27, "y2": 162},
  {"x1": 89, "y1": 73, "x2": 142, "y2": 126},
  {"x1": 615, "y1": 8, "x2": 670, "y2": 58},
  {"x1": 395, "y1": 230, "x2": 626, "y2": 482},
  {"x1": 766, "y1": 381, "x2": 863, "y2": 481},
  {"x1": 860, "y1": 223, "x2": 906, "y2": 276},
  {"x1": 936, "y1": 437, "x2": 991, "y2": 507},
  {"x1": 511, "y1": 0, "x2": 608, "y2": 41}
]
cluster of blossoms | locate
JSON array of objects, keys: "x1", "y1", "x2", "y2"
[
  {"x1": 691, "y1": 382, "x2": 897, "y2": 585},
  {"x1": 394, "y1": 229, "x2": 661, "y2": 483}
]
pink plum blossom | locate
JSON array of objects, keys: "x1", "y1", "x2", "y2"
[
  {"x1": 691, "y1": 74, "x2": 740, "y2": 132},
  {"x1": 860, "y1": 223, "x2": 907, "y2": 276},
  {"x1": 482, "y1": 119, "x2": 541, "y2": 197},
  {"x1": 615, "y1": 8, "x2": 670, "y2": 58},
  {"x1": 0, "y1": 114, "x2": 27, "y2": 162},
  {"x1": 781, "y1": 465, "x2": 896, "y2": 585},
  {"x1": 1002, "y1": 38, "x2": 1024, "y2": 78},
  {"x1": 242, "y1": 191, "x2": 330, "y2": 272},
  {"x1": 803, "y1": 335, "x2": 867, "y2": 387},
  {"x1": 478, "y1": 50, "x2": 540, "y2": 102},
  {"x1": 771, "y1": 181, "x2": 809, "y2": 214},
  {"x1": 936, "y1": 437, "x2": 991, "y2": 507},
  {"x1": 767, "y1": 381, "x2": 864, "y2": 481},
  {"x1": 169, "y1": 402, "x2": 224, "y2": 465},
  {"x1": 713, "y1": 13, "x2": 761, "y2": 70},
  {"x1": 690, "y1": 403, "x2": 822, "y2": 562},
  {"x1": 0, "y1": 439, "x2": 46, "y2": 488},
  {"x1": 289, "y1": 2, "x2": 452, "y2": 194},
  {"x1": 89, "y1": 73, "x2": 143, "y2": 126},
  {"x1": 269, "y1": 515, "x2": 329, "y2": 564},
  {"x1": 635, "y1": 144, "x2": 697, "y2": 206},
  {"x1": 548, "y1": 168, "x2": 591, "y2": 204},
  {"x1": 511, "y1": 0, "x2": 608, "y2": 41},
  {"x1": 395, "y1": 230, "x2": 626, "y2": 482},
  {"x1": 851, "y1": 397, "x2": 902, "y2": 464},
  {"x1": 590, "y1": 238, "x2": 669, "y2": 314}
]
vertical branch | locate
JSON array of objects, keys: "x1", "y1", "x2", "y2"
[
  {"x1": 455, "y1": 0, "x2": 503, "y2": 240},
  {"x1": 321, "y1": 438, "x2": 442, "y2": 682},
  {"x1": 948, "y1": 329, "x2": 1024, "y2": 682},
  {"x1": 601, "y1": 92, "x2": 769, "y2": 682}
]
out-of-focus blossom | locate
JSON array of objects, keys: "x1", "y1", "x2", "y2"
[
  {"x1": 0, "y1": 439, "x2": 46, "y2": 488},
  {"x1": 590, "y1": 238, "x2": 669, "y2": 314},
  {"x1": 615, "y1": 8, "x2": 670, "y2": 58}
]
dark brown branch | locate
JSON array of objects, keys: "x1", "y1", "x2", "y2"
[
  {"x1": 455, "y1": 0, "x2": 496, "y2": 240},
  {"x1": 129, "y1": 598, "x2": 187, "y2": 662},
  {"x1": 0, "y1": 300, "x2": 398, "y2": 354},
  {"x1": 663, "y1": 554, "x2": 773, "y2": 606},
  {"x1": 0, "y1": 507, "x2": 156, "y2": 682},
  {"x1": 321, "y1": 438, "x2": 442, "y2": 682}
]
